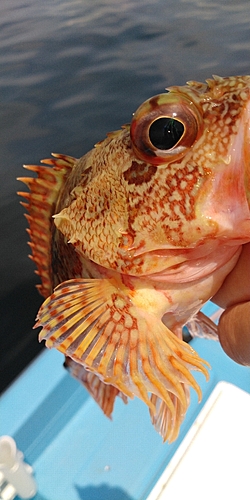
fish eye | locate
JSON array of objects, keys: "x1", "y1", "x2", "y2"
[{"x1": 130, "y1": 92, "x2": 203, "y2": 165}]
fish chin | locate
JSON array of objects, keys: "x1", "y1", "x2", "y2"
[
  {"x1": 112, "y1": 238, "x2": 240, "y2": 283},
  {"x1": 147, "y1": 243, "x2": 241, "y2": 283}
]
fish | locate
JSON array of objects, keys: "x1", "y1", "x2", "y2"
[{"x1": 18, "y1": 75, "x2": 250, "y2": 442}]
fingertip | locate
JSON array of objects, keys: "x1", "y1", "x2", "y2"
[{"x1": 217, "y1": 302, "x2": 250, "y2": 366}]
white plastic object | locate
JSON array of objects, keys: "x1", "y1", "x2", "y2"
[
  {"x1": 147, "y1": 382, "x2": 250, "y2": 500},
  {"x1": 0, "y1": 436, "x2": 37, "y2": 499}
]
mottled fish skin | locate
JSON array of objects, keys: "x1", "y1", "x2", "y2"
[{"x1": 18, "y1": 75, "x2": 250, "y2": 442}]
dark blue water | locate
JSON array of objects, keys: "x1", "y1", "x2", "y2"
[{"x1": 1, "y1": 0, "x2": 250, "y2": 390}]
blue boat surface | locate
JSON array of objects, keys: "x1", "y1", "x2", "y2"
[{"x1": 1, "y1": 302, "x2": 250, "y2": 500}]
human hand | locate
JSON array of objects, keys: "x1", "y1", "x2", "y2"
[{"x1": 212, "y1": 243, "x2": 250, "y2": 366}]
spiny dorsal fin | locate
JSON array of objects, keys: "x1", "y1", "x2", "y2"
[{"x1": 17, "y1": 153, "x2": 76, "y2": 298}]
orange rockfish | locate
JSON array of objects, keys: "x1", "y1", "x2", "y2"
[{"x1": 18, "y1": 75, "x2": 250, "y2": 442}]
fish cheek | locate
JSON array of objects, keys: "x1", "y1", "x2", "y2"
[{"x1": 123, "y1": 161, "x2": 157, "y2": 185}]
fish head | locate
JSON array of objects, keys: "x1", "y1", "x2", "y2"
[{"x1": 54, "y1": 75, "x2": 250, "y2": 276}]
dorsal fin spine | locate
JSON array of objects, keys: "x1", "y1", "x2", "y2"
[{"x1": 17, "y1": 154, "x2": 76, "y2": 298}]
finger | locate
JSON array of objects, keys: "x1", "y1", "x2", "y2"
[
  {"x1": 212, "y1": 243, "x2": 250, "y2": 309},
  {"x1": 217, "y1": 301, "x2": 250, "y2": 366}
]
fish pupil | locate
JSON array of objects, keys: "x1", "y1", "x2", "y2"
[{"x1": 149, "y1": 117, "x2": 184, "y2": 150}]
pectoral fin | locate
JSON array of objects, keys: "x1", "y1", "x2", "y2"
[{"x1": 36, "y1": 277, "x2": 209, "y2": 442}]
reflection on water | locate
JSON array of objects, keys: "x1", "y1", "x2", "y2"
[{"x1": 1, "y1": 0, "x2": 250, "y2": 387}]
